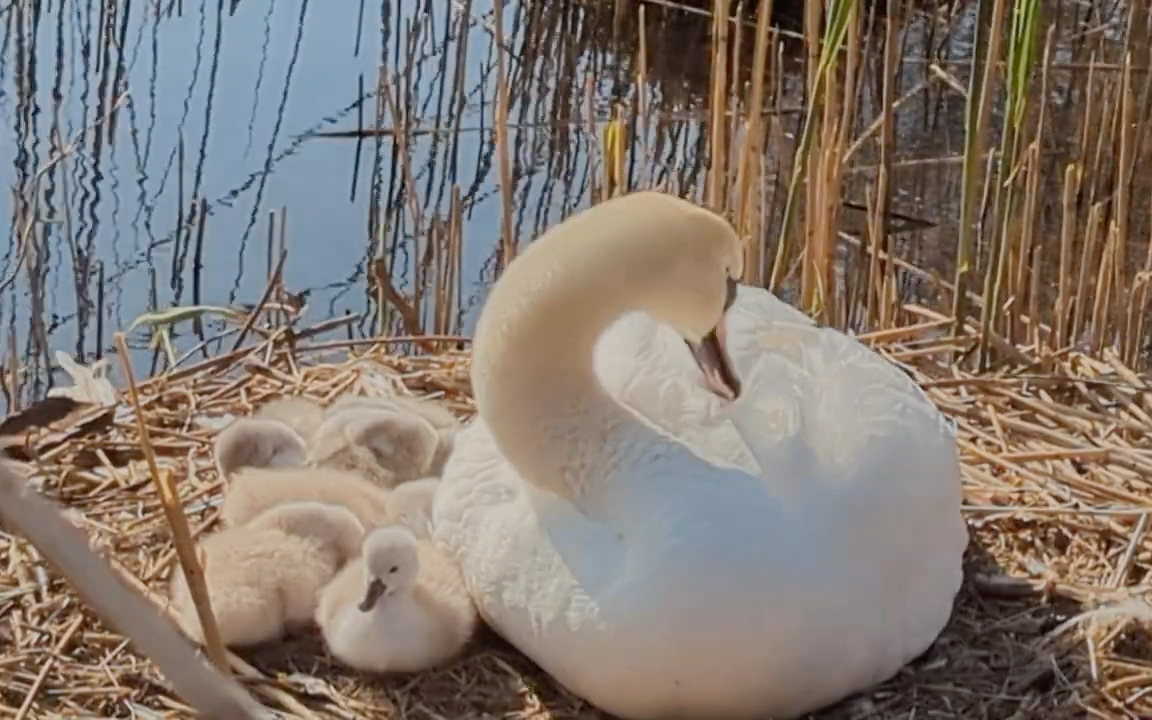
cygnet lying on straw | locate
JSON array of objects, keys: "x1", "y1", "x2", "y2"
[
  {"x1": 213, "y1": 417, "x2": 308, "y2": 477},
  {"x1": 170, "y1": 502, "x2": 363, "y2": 648},
  {"x1": 328, "y1": 394, "x2": 459, "y2": 475},
  {"x1": 308, "y1": 407, "x2": 440, "y2": 488},
  {"x1": 315, "y1": 525, "x2": 477, "y2": 673},
  {"x1": 219, "y1": 466, "x2": 393, "y2": 531},
  {"x1": 254, "y1": 395, "x2": 326, "y2": 443}
]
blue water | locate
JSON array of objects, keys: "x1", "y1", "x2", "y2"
[{"x1": 0, "y1": 0, "x2": 537, "y2": 399}]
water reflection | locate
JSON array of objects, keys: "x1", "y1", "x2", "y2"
[
  {"x1": 1, "y1": 0, "x2": 469, "y2": 403},
  {"x1": 0, "y1": 0, "x2": 1146, "y2": 408}
]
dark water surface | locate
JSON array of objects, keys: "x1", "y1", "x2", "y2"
[{"x1": 0, "y1": 0, "x2": 1142, "y2": 403}]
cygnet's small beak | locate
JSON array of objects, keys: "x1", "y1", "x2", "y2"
[
  {"x1": 358, "y1": 579, "x2": 387, "y2": 612},
  {"x1": 685, "y1": 277, "x2": 742, "y2": 401}
]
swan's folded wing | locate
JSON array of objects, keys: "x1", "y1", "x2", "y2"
[
  {"x1": 594, "y1": 312, "x2": 757, "y2": 471},
  {"x1": 722, "y1": 284, "x2": 953, "y2": 434},
  {"x1": 723, "y1": 285, "x2": 817, "y2": 380},
  {"x1": 724, "y1": 313, "x2": 959, "y2": 503}
]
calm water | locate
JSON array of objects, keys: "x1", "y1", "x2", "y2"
[
  {"x1": 0, "y1": 0, "x2": 1142, "y2": 402},
  {"x1": 2, "y1": 0, "x2": 512, "y2": 398}
]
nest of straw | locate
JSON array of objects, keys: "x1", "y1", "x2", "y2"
[{"x1": 2, "y1": 323, "x2": 1151, "y2": 719}]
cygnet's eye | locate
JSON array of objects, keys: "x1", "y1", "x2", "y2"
[{"x1": 389, "y1": 566, "x2": 399, "y2": 574}]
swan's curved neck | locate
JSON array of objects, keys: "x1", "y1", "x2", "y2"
[{"x1": 471, "y1": 252, "x2": 648, "y2": 510}]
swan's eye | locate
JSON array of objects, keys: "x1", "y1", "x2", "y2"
[{"x1": 389, "y1": 566, "x2": 399, "y2": 574}]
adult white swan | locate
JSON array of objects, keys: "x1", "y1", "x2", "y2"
[{"x1": 432, "y1": 191, "x2": 967, "y2": 719}]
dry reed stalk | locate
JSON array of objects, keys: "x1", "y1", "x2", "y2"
[
  {"x1": 1053, "y1": 162, "x2": 1080, "y2": 351},
  {"x1": 1089, "y1": 226, "x2": 1117, "y2": 355},
  {"x1": 1114, "y1": 53, "x2": 1134, "y2": 359},
  {"x1": 798, "y1": 0, "x2": 822, "y2": 309},
  {"x1": 1015, "y1": 24, "x2": 1055, "y2": 346},
  {"x1": 734, "y1": 0, "x2": 773, "y2": 285},
  {"x1": 706, "y1": 0, "x2": 730, "y2": 211},
  {"x1": 637, "y1": 4, "x2": 650, "y2": 187},
  {"x1": 1088, "y1": 73, "x2": 1117, "y2": 212},
  {"x1": 861, "y1": 0, "x2": 900, "y2": 330},
  {"x1": 800, "y1": 1, "x2": 857, "y2": 323},
  {"x1": 978, "y1": 0, "x2": 1039, "y2": 367},
  {"x1": 725, "y1": 3, "x2": 743, "y2": 205},
  {"x1": 825, "y1": 4, "x2": 859, "y2": 327},
  {"x1": 378, "y1": 72, "x2": 426, "y2": 235},
  {"x1": 1014, "y1": 143, "x2": 1040, "y2": 344},
  {"x1": 432, "y1": 186, "x2": 464, "y2": 345},
  {"x1": 1078, "y1": 51, "x2": 1097, "y2": 165},
  {"x1": 1072, "y1": 202, "x2": 1105, "y2": 346},
  {"x1": 493, "y1": 0, "x2": 515, "y2": 269},
  {"x1": 112, "y1": 332, "x2": 228, "y2": 672},
  {"x1": 368, "y1": 256, "x2": 430, "y2": 347},
  {"x1": 951, "y1": 0, "x2": 1008, "y2": 339}
]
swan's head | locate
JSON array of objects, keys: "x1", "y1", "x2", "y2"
[
  {"x1": 473, "y1": 191, "x2": 745, "y2": 403},
  {"x1": 627, "y1": 195, "x2": 744, "y2": 400},
  {"x1": 358, "y1": 526, "x2": 419, "y2": 611}
]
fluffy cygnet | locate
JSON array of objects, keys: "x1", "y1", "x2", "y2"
[
  {"x1": 315, "y1": 525, "x2": 477, "y2": 673},
  {"x1": 308, "y1": 407, "x2": 440, "y2": 488},
  {"x1": 220, "y1": 466, "x2": 392, "y2": 531},
  {"x1": 213, "y1": 417, "x2": 308, "y2": 477},
  {"x1": 328, "y1": 394, "x2": 459, "y2": 475},
  {"x1": 170, "y1": 502, "x2": 364, "y2": 648},
  {"x1": 254, "y1": 395, "x2": 326, "y2": 443},
  {"x1": 384, "y1": 477, "x2": 440, "y2": 540}
]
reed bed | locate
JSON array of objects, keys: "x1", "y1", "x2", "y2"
[{"x1": 3, "y1": 0, "x2": 1152, "y2": 718}]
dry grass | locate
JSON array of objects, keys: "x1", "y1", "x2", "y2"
[{"x1": 0, "y1": 313, "x2": 1150, "y2": 718}]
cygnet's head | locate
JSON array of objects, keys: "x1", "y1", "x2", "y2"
[
  {"x1": 213, "y1": 417, "x2": 308, "y2": 477},
  {"x1": 358, "y1": 526, "x2": 420, "y2": 612},
  {"x1": 334, "y1": 409, "x2": 439, "y2": 477},
  {"x1": 253, "y1": 501, "x2": 365, "y2": 557}
]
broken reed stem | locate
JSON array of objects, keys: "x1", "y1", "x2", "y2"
[
  {"x1": 230, "y1": 248, "x2": 289, "y2": 354},
  {"x1": 112, "y1": 332, "x2": 229, "y2": 673}
]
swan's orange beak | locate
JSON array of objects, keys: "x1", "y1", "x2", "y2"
[
  {"x1": 687, "y1": 319, "x2": 741, "y2": 401},
  {"x1": 359, "y1": 579, "x2": 387, "y2": 612},
  {"x1": 686, "y1": 277, "x2": 741, "y2": 401}
]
